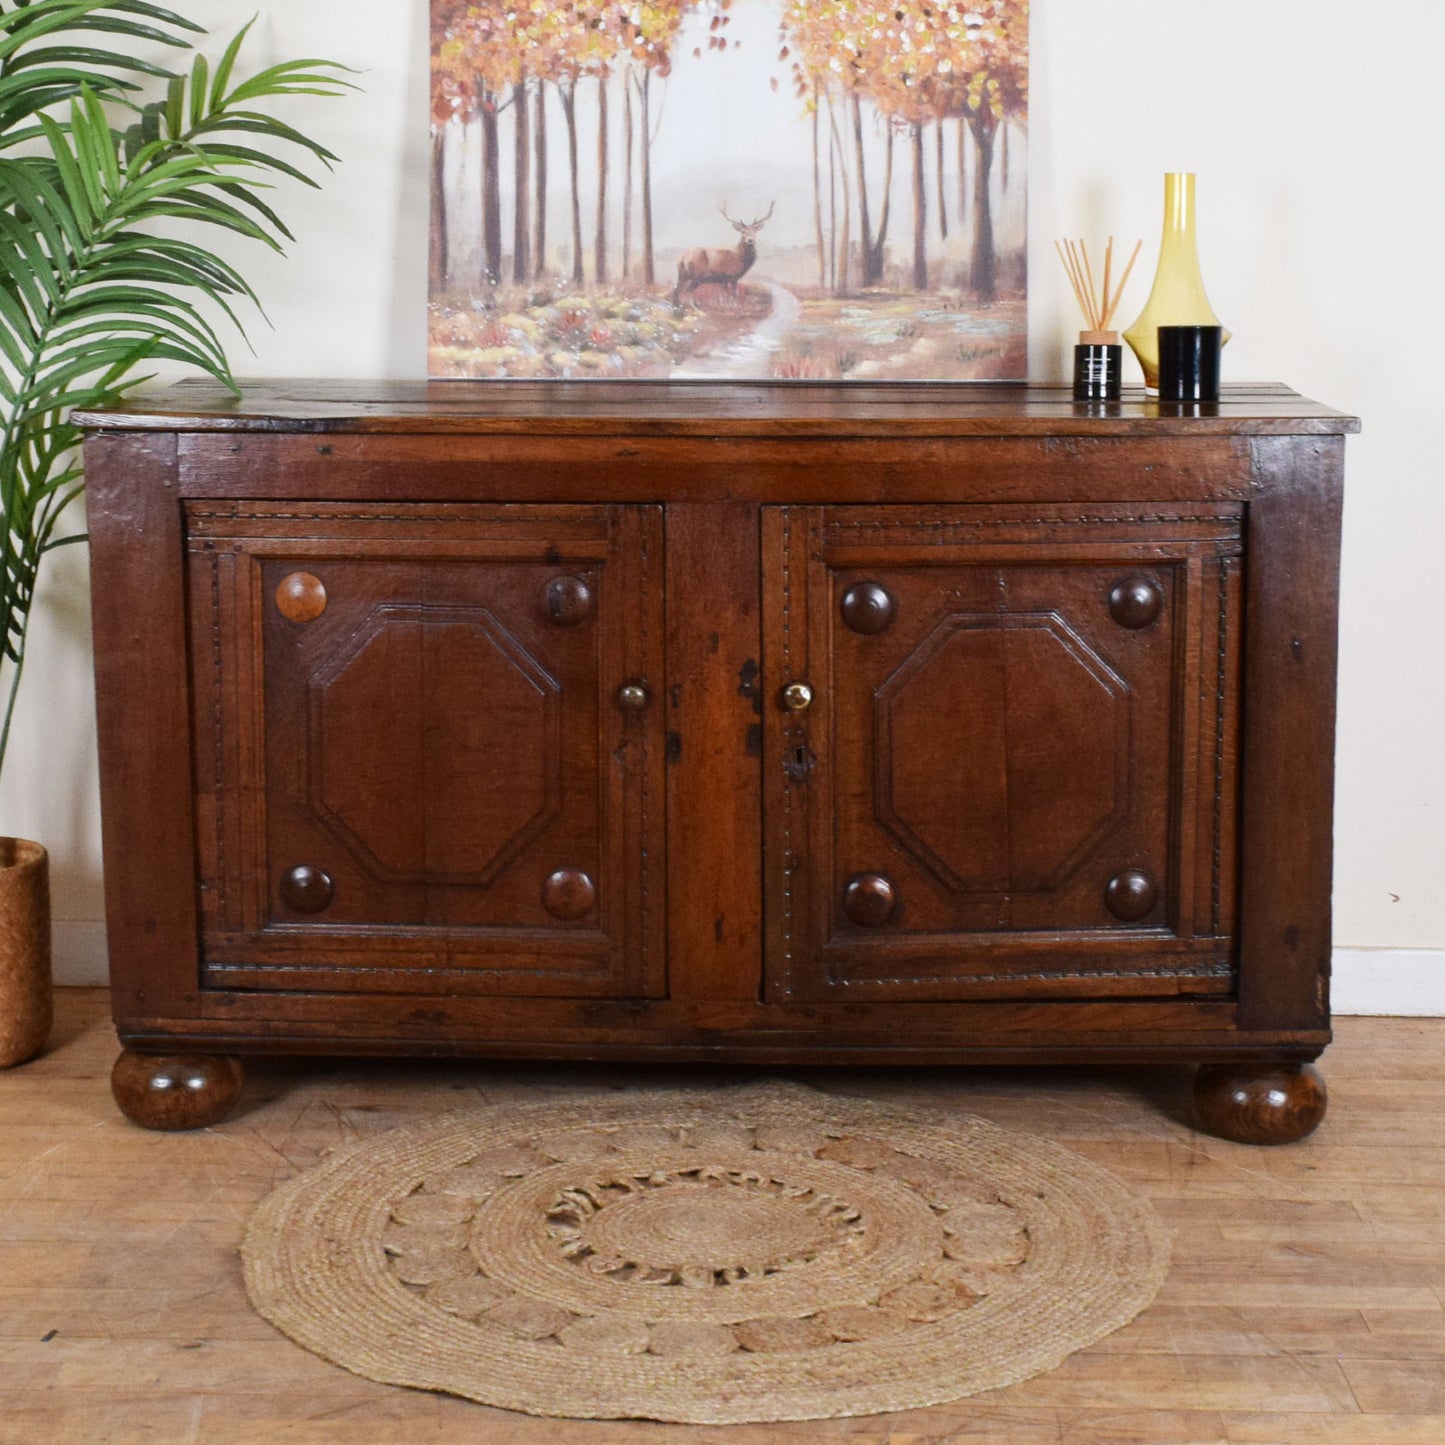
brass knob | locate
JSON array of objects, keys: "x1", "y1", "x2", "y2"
[
  {"x1": 618, "y1": 682, "x2": 649, "y2": 711},
  {"x1": 781, "y1": 682, "x2": 814, "y2": 713}
]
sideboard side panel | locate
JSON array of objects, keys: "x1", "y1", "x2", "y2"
[
  {"x1": 1237, "y1": 435, "x2": 1345, "y2": 1032},
  {"x1": 84, "y1": 431, "x2": 200, "y2": 1018}
]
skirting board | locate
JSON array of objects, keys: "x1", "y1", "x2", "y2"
[
  {"x1": 51, "y1": 923, "x2": 1445, "y2": 1016},
  {"x1": 1329, "y1": 949, "x2": 1445, "y2": 1017}
]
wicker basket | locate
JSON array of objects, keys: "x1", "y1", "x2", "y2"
[{"x1": 0, "y1": 838, "x2": 52, "y2": 1068}]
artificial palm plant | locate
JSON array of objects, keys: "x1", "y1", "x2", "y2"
[{"x1": 0, "y1": 0, "x2": 349, "y2": 780}]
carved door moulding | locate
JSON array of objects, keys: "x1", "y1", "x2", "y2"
[
  {"x1": 764, "y1": 503, "x2": 1245, "y2": 1003},
  {"x1": 184, "y1": 501, "x2": 666, "y2": 1000}
]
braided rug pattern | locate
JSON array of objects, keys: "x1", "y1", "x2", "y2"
[{"x1": 243, "y1": 1082, "x2": 1169, "y2": 1423}]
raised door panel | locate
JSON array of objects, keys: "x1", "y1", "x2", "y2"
[
  {"x1": 187, "y1": 501, "x2": 664, "y2": 998},
  {"x1": 763, "y1": 503, "x2": 1243, "y2": 1002}
]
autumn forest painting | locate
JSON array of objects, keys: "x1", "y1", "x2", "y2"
[{"x1": 429, "y1": 1, "x2": 1028, "y2": 381}]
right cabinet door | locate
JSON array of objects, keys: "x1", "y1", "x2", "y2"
[{"x1": 763, "y1": 503, "x2": 1244, "y2": 1002}]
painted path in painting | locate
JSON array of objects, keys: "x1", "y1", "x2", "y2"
[{"x1": 671, "y1": 282, "x2": 801, "y2": 380}]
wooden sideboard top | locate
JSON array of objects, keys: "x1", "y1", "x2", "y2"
[{"x1": 74, "y1": 379, "x2": 1360, "y2": 438}]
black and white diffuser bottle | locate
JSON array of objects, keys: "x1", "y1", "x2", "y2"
[{"x1": 1056, "y1": 237, "x2": 1141, "y2": 403}]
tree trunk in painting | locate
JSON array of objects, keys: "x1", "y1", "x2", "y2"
[
  {"x1": 1002, "y1": 121, "x2": 1010, "y2": 191},
  {"x1": 561, "y1": 84, "x2": 583, "y2": 285},
  {"x1": 640, "y1": 72, "x2": 654, "y2": 286},
  {"x1": 970, "y1": 112, "x2": 997, "y2": 302},
  {"x1": 479, "y1": 93, "x2": 503, "y2": 286},
  {"x1": 826, "y1": 102, "x2": 837, "y2": 292},
  {"x1": 957, "y1": 118, "x2": 969, "y2": 235},
  {"x1": 936, "y1": 123, "x2": 948, "y2": 241},
  {"x1": 874, "y1": 126, "x2": 894, "y2": 287},
  {"x1": 429, "y1": 127, "x2": 448, "y2": 294},
  {"x1": 852, "y1": 108, "x2": 896, "y2": 289},
  {"x1": 534, "y1": 86, "x2": 548, "y2": 279},
  {"x1": 623, "y1": 76, "x2": 634, "y2": 281},
  {"x1": 512, "y1": 83, "x2": 531, "y2": 284},
  {"x1": 812, "y1": 100, "x2": 825, "y2": 289},
  {"x1": 911, "y1": 124, "x2": 927, "y2": 291},
  {"x1": 595, "y1": 74, "x2": 609, "y2": 286},
  {"x1": 827, "y1": 93, "x2": 851, "y2": 295},
  {"x1": 849, "y1": 96, "x2": 872, "y2": 284}
]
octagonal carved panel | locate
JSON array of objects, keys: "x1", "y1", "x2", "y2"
[
  {"x1": 306, "y1": 605, "x2": 562, "y2": 886},
  {"x1": 873, "y1": 612, "x2": 1130, "y2": 895}
]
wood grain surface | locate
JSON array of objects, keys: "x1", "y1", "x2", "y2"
[
  {"x1": 79, "y1": 385, "x2": 1355, "y2": 1139},
  {"x1": 0, "y1": 990, "x2": 1440, "y2": 1444},
  {"x1": 72, "y1": 378, "x2": 1361, "y2": 437}
]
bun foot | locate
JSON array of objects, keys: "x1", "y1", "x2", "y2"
[
  {"x1": 1193, "y1": 1061, "x2": 1327, "y2": 1145},
  {"x1": 112, "y1": 1050, "x2": 244, "y2": 1130}
]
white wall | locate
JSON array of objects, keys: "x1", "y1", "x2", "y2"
[{"x1": 3, "y1": 0, "x2": 1441, "y2": 1011}]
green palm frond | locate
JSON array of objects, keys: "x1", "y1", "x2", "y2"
[
  {"x1": 0, "y1": 0, "x2": 204, "y2": 142},
  {"x1": 0, "y1": 2, "x2": 352, "y2": 775}
]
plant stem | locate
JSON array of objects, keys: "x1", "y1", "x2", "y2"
[{"x1": 0, "y1": 619, "x2": 30, "y2": 784}]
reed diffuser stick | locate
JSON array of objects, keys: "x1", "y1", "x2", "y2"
[
  {"x1": 1101, "y1": 239, "x2": 1114, "y2": 329},
  {"x1": 1106, "y1": 240, "x2": 1142, "y2": 329},
  {"x1": 1079, "y1": 241, "x2": 1099, "y2": 328},
  {"x1": 1055, "y1": 236, "x2": 1143, "y2": 339}
]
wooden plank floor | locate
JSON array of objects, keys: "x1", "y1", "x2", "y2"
[{"x1": 2, "y1": 990, "x2": 1443, "y2": 1445}]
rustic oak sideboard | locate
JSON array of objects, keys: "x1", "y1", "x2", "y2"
[{"x1": 77, "y1": 381, "x2": 1357, "y2": 1142}]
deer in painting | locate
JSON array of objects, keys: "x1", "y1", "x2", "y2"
[{"x1": 672, "y1": 201, "x2": 775, "y2": 306}]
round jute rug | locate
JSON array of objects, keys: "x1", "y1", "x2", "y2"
[{"x1": 242, "y1": 1082, "x2": 1169, "y2": 1424}]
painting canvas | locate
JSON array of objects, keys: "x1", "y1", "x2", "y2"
[{"x1": 429, "y1": 1, "x2": 1028, "y2": 382}]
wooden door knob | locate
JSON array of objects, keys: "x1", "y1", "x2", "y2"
[
  {"x1": 618, "y1": 682, "x2": 649, "y2": 711},
  {"x1": 844, "y1": 873, "x2": 897, "y2": 927},
  {"x1": 841, "y1": 582, "x2": 897, "y2": 635},
  {"x1": 542, "y1": 575, "x2": 594, "y2": 625},
  {"x1": 1105, "y1": 868, "x2": 1158, "y2": 921},
  {"x1": 781, "y1": 682, "x2": 814, "y2": 712},
  {"x1": 280, "y1": 865, "x2": 333, "y2": 914},
  {"x1": 275, "y1": 572, "x2": 327, "y2": 623},
  {"x1": 1108, "y1": 577, "x2": 1164, "y2": 629},
  {"x1": 542, "y1": 868, "x2": 596, "y2": 920}
]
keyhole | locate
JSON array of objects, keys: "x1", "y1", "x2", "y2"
[{"x1": 782, "y1": 745, "x2": 815, "y2": 783}]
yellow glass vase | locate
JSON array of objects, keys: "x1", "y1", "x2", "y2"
[{"x1": 1124, "y1": 172, "x2": 1230, "y2": 391}]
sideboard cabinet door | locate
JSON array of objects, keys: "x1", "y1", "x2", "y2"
[
  {"x1": 763, "y1": 503, "x2": 1244, "y2": 1003},
  {"x1": 186, "y1": 501, "x2": 665, "y2": 999}
]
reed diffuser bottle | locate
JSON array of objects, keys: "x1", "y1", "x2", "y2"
[
  {"x1": 1124, "y1": 172, "x2": 1230, "y2": 391},
  {"x1": 1056, "y1": 237, "x2": 1141, "y2": 402}
]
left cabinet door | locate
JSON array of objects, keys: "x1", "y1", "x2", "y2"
[{"x1": 186, "y1": 501, "x2": 666, "y2": 999}]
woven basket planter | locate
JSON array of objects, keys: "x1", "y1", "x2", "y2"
[{"x1": 0, "y1": 838, "x2": 52, "y2": 1068}]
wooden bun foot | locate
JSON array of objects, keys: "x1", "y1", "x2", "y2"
[
  {"x1": 1193, "y1": 1061, "x2": 1326, "y2": 1145},
  {"x1": 111, "y1": 1050, "x2": 244, "y2": 1130}
]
